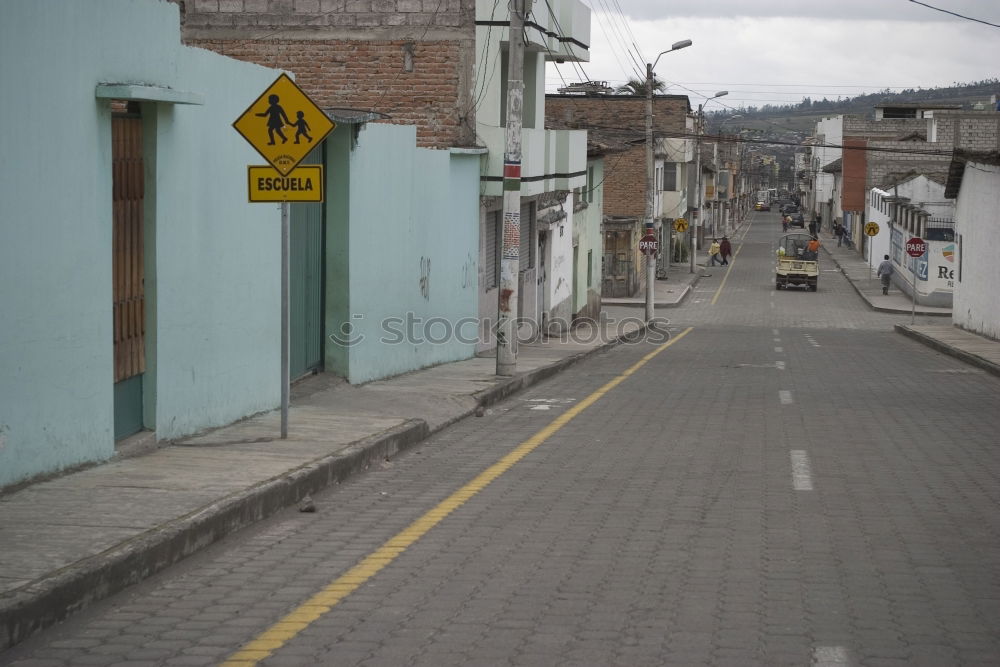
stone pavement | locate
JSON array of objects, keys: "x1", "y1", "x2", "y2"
[
  {"x1": 1, "y1": 322, "x2": 651, "y2": 651},
  {"x1": 820, "y1": 231, "x2": 1000, "y2": 378}
]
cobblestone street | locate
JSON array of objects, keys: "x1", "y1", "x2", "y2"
[{"x1": 4, "y1": 216, "x2": 999, "y2": 666}]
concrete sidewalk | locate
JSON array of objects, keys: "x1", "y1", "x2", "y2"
[
  {"x1": 820, "y1": 235, "x2": 951, "y2": 316},
  {"x1": 601, "y1": 259, "x2": 702, "y2": 309},
  {"x1": 0, "y1": 321, "x2": 648, "y2": 650}
]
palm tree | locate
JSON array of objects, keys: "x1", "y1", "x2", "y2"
[{"x1": 616, "y1": 77, "x2": 667, "y2": 96}]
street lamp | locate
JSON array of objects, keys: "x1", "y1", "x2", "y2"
[
  {"x1": 691, "y1": 90, "x2": 727, "y2": 274},
  {"x1": 644, "y1": 38, "x2": 692, "y2": 323}
]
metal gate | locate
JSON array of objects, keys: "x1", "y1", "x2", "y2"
[
  {"x1": 289, "y1": 145, "x2": 324, "y2": 379},
  {"x1": 602, "y1": 229, "x2": 633, "y2": 298},
  {"x1": 112, "y1": 112, "x2": 145, "y2": 439}
]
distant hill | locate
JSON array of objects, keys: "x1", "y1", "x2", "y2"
[{"x1": 707, "y1": 79, "x2": 999, "y2": 139}]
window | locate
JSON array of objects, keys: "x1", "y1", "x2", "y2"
[
  {"x1": 662, "y1": 163, "x2": 678, "y2": 191},
  {"x1": 587, "y1": 250, "x2": 593, "y2": 287},
  {"x1": 587, "y1": 166, "x2": 595, "y2": 203}
]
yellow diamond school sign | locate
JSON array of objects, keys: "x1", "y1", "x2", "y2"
[{"x1": 233, "y1": 73, "x2": 335, "y2": 176}]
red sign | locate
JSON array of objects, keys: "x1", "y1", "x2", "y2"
[
  {"x1": 639, "y1": 234, "x2": 659, "y2": 256},
  {"x1": 905, "y1": 237, "x2": 927, "y2": 258}
]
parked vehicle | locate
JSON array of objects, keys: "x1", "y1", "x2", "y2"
[
  {"x1": 789, "y1": 212, "x2": 805, "y2": 228},
  {"x1": 775, "y1": 233, "x2": 819, "y2": 291}
]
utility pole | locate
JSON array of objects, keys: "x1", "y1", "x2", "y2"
[
  {"x1": 691, "y1": 104, "x2": 701, "y2": 274},
  {"x1": 496, "y1": 0, "x2": 526, "y2": 376},
  {"x1": 643, "y1": 61, "x2": 657, "y2": 322},
  {"x1": 644, "y1": 39, "x2": 692, "y2": 299}
]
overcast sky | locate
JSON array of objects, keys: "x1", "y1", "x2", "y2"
[{"x1": 547, "y1": 0, "x2": 1000, "y2": 110}]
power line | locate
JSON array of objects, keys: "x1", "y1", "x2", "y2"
[{"x1": 907, "y1": 0, "x2": 1000, "y2": 28}]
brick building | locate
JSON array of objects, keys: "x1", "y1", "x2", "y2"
[
  {"x1": 546, "y1": 94, "x2": 691, "y2": 297},
  {"x1": 175, "y1": 0, "x2": 478, "y2": 148}
]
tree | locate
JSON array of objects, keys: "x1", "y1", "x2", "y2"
[{"x1": 616, "y1": 77, "x2": 666, "y2": 96}]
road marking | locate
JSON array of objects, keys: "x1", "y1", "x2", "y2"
[
  {"x1": 775, "y1": 361, "x2": 786, "y2": 370},
  {"x1": 779, "y1": 390, "x2": 793, "y2": 404},
  {"x1": 710, "y1": 224, "x2": 751, "y2": 305},
  {"x1": 774, "y1": 346, "x2": 783, "y2": 353},
  {"x1": 221, "y1": 329, "x2": 695, "y2": 666},
  {"x1": 773, "y1": 337, "x2": 781, "y2": 342},
  {"x1": 790, "y1": 450, "x2": 814, "y2": 490},
  {"x1": 814, "y1": 645, "x2": 849, "y2": 665},
  {"x1": 772, "y1": 329, "x2": 779, "y2": 335}
]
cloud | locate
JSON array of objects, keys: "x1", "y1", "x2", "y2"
[
  {"x1": 610, "y1": 0, "x2": 1000, "y2": 24},
  {"x1": 557, "y1": 12, "x2": 998, "y2": 107}
]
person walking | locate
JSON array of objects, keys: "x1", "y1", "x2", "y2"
[
  {"x1": 876, "y1": 254, "x2": 894, "y2": 295},
  {"x1": 719, "y1": 237, "x2": 732, "y2": 266},
  {"x1": 834, "y1": 221, "x2": 845, "y2": 247},
  {"x1": 708, "y1": 238, "x2": 721, "y2": 266}
]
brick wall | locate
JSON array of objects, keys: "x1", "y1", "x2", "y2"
[
  {"x1": 843, "y1": 115, "x2": 928, "y2": 139},
  {"x1": 176, "y1": 0, "x2": 476, "y2": 148},
  {"x1": 545, "y1": 95, "x2": 690, "y2": 218},
  {"x1": 546, "y1": 95, "x2": 690, "y2": 134},
  {"x1": 601, "y1": 146, "x2": 646, "y2": 218},
  {"x1": 865, "y1": 140, "x2": 951, "y2": 190}
]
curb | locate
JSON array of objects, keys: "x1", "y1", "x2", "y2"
[
  {"x1": 602, "y1": 274, "x2": 701, "y2": 310},
  {"x1": 0, "y1": 329, "x2": 640, "y2": 651},
  {"x1": 894, "y1": 325, "x2": 1000, "y2": 379},
  {"x1": 822, "y1": 250, "x2": 951, "y2": 317},
  {"x1": 0, "y1": 419, "x2": 429, "y2": 652}
]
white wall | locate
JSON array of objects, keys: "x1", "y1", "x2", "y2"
[
  {"x1": 954, "y1": 162, "x2": 1000, "y2": 338},
  {"x1": 813, "y1": 116, "x2": 843, "y2": 217}
]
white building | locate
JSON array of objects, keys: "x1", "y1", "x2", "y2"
[
  {"x1": 475, "y1": 0, "x2": 590, "y2": 342},
  {"x1": 811, "y1": 116, "x2": 843, "y2": 223},
  {"x1": 868, "y1": 175, "x2": 955, "y2": 307},
  {"x1": 945, "y1": 152, "x2": 1000, "y2": 339}
]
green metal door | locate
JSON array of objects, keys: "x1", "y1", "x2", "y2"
[{"x1": 289, "y1": 146, "x2": 324, "y2": 379}]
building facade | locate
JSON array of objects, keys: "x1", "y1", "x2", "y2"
[{"x1": 1, "y1": 0, "x2": 287, "y2": 488}]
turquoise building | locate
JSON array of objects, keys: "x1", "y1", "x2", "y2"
[{"x1": 0, "y1": 0, "x2": 285, "y2": 488}]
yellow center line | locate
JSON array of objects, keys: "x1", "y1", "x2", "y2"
[
  {"x1": 222, "y1": 327, "x2": 695, "y2": 666},
  {"x1": 710, "y1": 217, "x2": 754, "y2": 305}
]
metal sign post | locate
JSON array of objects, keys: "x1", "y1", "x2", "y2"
[
  {"x1": 234, "y1": 73, "x2": 336, "y2": 439},
  {"x1": 905, "y1": 236, "x2": 927, "y2": 326},
  {"x1": 864, "y1": 222, "x2": 879, "y2": 282},
  {"x1": 281, "y1": 202, "x2": 289, "y2": 438}
]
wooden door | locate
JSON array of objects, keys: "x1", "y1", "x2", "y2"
[{"x1": 112, "y1": 112, "x2": 145, "y2": 440}]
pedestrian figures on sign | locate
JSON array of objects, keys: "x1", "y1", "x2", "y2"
[
  {"x1": 877, "y1": 254, "x2": 894, "y2": 295},
  {"x1": 293, "y1": 111, "x2": 312, "y2": 144},
  {"x1": 719, "y1": 237, "x2": 732, "y2": 266},
  {"x1": 257, "y1": 94, "x2": 292, "y2": 145}
]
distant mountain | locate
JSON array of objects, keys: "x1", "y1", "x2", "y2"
[{"x1": 707, "y1": 79, "x2": 999, "y2": 138}]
